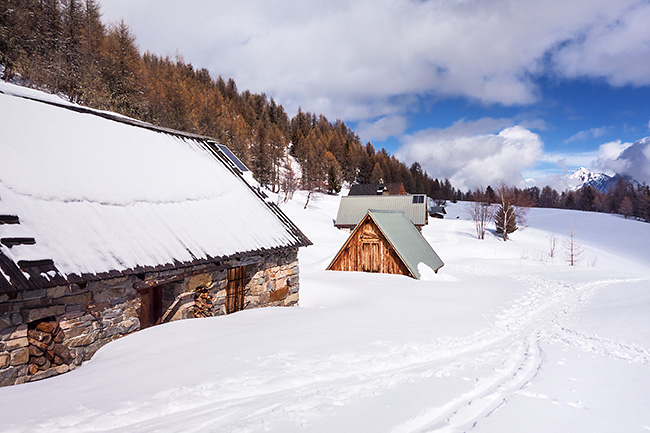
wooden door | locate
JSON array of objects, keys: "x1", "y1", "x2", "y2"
[
  {"x1": 226, "y1": 266, "x2": 246, "y2": 314},
  {"x1": 138, "y1": 285, "x2": 163, "y2": 328},
  {"x1": 361, "y1": 241, "x2": 380, "y2": 273}
]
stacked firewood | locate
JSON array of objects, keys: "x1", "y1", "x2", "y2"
[
  {"x1": 193, "y1": 288, "x2": 214, "y2": 318},
  {"x1": 27, "y1": 321, "x2": 72, "y2": 375}
]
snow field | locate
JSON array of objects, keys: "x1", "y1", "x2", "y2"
[{"x1": 0, "y1": 191, "x2": 649, "y2": 432}]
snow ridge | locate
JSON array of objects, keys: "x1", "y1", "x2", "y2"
[{"x1": 568, "y1": 167, "x2": 612, "y2": 191}]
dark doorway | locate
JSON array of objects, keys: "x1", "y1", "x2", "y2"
[
  {"x1": 138, "y1": 285, "x2": 163, "y2": 328},
  {"x1": 226, "y1": 266, "x2": 246, "y2": 314}
]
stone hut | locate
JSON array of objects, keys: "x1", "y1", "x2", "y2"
[{"x1": 0, "y1": 83, "x2": 311, "y2": 387}]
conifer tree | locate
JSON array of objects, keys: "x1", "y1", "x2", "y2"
[
  {"x1": 370, "y1": 161, "x2": 385, "y2": 184},
  {"x1": 327, "y1": 165, "x2": 341, "y2": 195},
  {"x1": 103, "y1": 20, "x2": 142, "y2": 115},
  {"x1": 619, "y1": 196, "x2": 634, "y2": 219},
  {"x1": 60, "y1": 0, "x2": 83, "y2": 100},
  {"x1": 495, "y1": 201, "x2": 517, "y2": 238},
  {"x1": 494, "y1": 185, "x2": 527, "y2": 241}
]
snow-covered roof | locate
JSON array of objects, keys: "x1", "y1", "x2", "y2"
[{"x1": 0, "y1": 83, "x2": 310, "y2": 290}]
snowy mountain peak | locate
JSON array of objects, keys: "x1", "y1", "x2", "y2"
[{"x1": 568, "y1": 167, "x2": 612, "y2": 191}]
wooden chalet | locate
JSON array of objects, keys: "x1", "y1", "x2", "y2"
[
  {"x1": 327, "y1": 210, "x2": 443, "y2": 279},
  {"x1": 348, "y1": 183, "x2": 407, "y2": 196},
  {"x1": 0, "y1": 83, "x2": 311, "y2": 387},
  {"x1": 334, "y1": 195, "x2": 429, "y2": 230}
]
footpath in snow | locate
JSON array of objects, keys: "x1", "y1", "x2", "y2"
[{"x1": 0, "y1": 192, "x2": 649, "y2": 433}]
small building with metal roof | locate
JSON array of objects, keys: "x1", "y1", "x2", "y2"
[
  {"x1": 334, "y1": 195, "x2": 428, "y2": 230},
  {"x1": 327, "y1": 210, "x2": 443, "y2": 279}
]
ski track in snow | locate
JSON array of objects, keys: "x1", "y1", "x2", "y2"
[
  {"x1": 29, "y1": 272, "x2": 650, "y2": 433},
  {"x1": 394, "y1": 275, "x2": 650, "y2": 433}
]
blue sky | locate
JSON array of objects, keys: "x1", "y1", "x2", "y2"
[{"x1": 100, "y1": 0, "x2": 650, "y2": 190}]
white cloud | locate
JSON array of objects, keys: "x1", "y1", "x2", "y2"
[
  {"x1": 593, "y1": 138, "x2": 650, "y2": 184},
  {"x1": 99, "y1": 0, "x2": 650, "y2": 124},
  {"x1": 592, "y1": 140, "x2": 633, "y2": 174},
  {"x1": 564, "y1": 126, "x2": 609, "y2": 143},
  {"x1": 395, "y1": 120, "x2": 543, "y2": 190},
  {"x1": 537, "y1": 151, "x2": 600, "y2": 168},
  {"x1": 552, "y1": 3, "x2": 650, "y2": 87},
  {"x1": 356, "y1": 115, "x2": 408, "y2": 142}
]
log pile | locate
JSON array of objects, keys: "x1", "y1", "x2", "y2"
[
  {"x1": 193, "y1": 287, "x2": 214, "y2": 318},
  {"x1": 27, "y1": 320, "x2": 72, "y2": 375}
]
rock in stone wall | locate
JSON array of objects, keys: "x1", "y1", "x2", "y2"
[{"x1": 244, "y1": 248, "x2": 300, "y2": 309}]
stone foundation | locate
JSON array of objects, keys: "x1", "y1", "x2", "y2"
[{"x1": 0, "y1": 248, "x2": 300, "y2": 387}]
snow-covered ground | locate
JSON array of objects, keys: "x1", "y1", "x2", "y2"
[{"x1": 1, "y1": 192, "x2": 649, "y2": 433}]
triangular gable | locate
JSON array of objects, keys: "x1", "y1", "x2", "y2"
[{"x1": 327, "y1": 210, "x2": 443, "y2": 279}]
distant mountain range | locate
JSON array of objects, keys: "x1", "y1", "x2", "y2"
[{"x1": 568, "y1": 167, "x2": 638, "y2": 192}]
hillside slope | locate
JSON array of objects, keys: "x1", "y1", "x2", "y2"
[{"x1": 1, "y1": 193, "x2": 649, "y2": 433}]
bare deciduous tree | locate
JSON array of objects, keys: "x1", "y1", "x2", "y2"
[
  {"x1": 548, "y1": 234, "x2": 558, "y2": 258},
  {"x1": 280, "y1": 154, "x2": 300, "y2": 203},
  {"x1": 468, "y1": 190, "x2": 493, "y2": 240},
  {"x1": 563, "y1": 226, "x2": 584, "y2": 266}
]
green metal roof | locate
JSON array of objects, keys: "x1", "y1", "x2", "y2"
[
  {"x1": 334, "y1": 195, "x2": 428, "y2": 227},
  {"x1": 367, "y1": 210, "x2": 444, "y2": 279}
]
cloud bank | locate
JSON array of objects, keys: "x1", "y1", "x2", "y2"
[
  {"x1": 594, "y1": 138, "x2": 650, "y2": 184},
  {"x1": 395, "y1": 120, "x2": 543, "y2": 190}
]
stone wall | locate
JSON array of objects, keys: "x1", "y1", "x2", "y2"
[
  {"x1": 0, "y1": 277, "x2": 140, "y2": 386},
  {"x1": 0, "y1": 247, "x2": 300, "y2": 387},
  {"x1": 169, "y1": 247, "x2": 300, "y2": 318}
]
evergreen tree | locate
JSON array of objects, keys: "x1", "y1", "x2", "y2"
[
  {"x1": 327, "y1": 165, "x2": 341, "y2": 195},
  {"x1": 485, "y1": 185, "x2": 496, "y2": 204},
  {"x1": 60, "y1": 0, "x2": 83, "y2": 100},
  {"x1": 495, "y1": 202, "x2": 517, "y2": 237},
  {"x1": 539, "y1": 185, "x2": 559, "y2": 208},
  {"x1": 103, "y1": 20, "x2": 142, "y2": 115},
  {"x1": 579, "y1": 186, "x2": 596, "y2": 211},
  {"x1": 369, "y1": 161, "x2": 385, "y2": 184},
  {"x1": 619, "y1": 196, "x2": 634, "y2": 219},
  {"x1": 494, "y1": 185, "x2": 528, "y2": 241}
]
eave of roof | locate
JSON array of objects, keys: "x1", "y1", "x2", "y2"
[{"x1": 368, "y1": 210, "x2": 443, "y2": 279}]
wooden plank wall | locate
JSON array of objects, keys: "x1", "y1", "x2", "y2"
[{"x1": 330, "y1": 218, "x2": 411, "y2": 277}]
